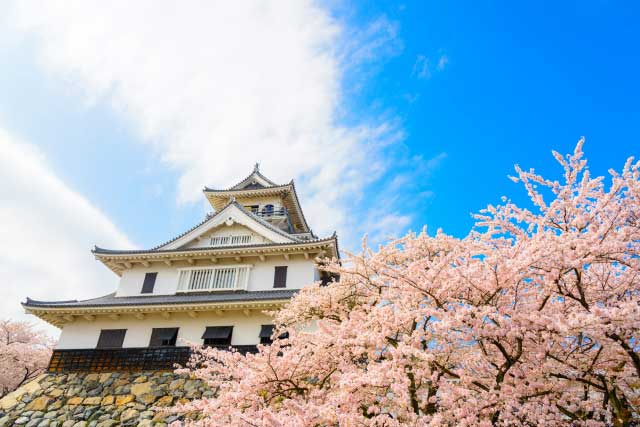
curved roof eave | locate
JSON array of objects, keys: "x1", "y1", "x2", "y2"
[{"x1": 93, "y1": 235, "x2": 338, "y2": 257}]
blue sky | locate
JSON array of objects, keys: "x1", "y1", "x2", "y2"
[{"x1": 0, "y1": 1, "x2": 638, "y2": 325}]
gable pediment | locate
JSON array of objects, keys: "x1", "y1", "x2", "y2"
[{"x1": 158, "y1": 202, "x2": 296, "y2": 250}]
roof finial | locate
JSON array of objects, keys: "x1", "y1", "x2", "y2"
[{"x1": 253, "y1": 162, "x2": 260, "y2": 173}]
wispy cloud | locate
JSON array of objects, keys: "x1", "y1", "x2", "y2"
[
  {"x1": 412, "y1": 54, "x2": 432, "y2": 79},
  {"x1": 412, "y1": 52, "x2": 449, "y2": 79},
  {"x1": 437, "y1": 54, "x2": 449, "y2": 71},
  {"x1": 0, "y1": 126, "x2": 134, "y2": 334}
]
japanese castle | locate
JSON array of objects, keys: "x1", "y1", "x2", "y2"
[{"x1": 23, "y1": 165, "x2": 339, "y2": 371}]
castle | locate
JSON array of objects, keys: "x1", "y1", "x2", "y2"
[{"x1": 23, "y1": 165, "x2": 339, "y2": 372}]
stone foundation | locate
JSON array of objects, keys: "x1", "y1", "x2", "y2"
[{"x1": 0, "y1": 372, "x2": 210, "y2": 427}]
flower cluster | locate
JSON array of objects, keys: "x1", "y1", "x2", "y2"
[{"x1": 0, "y1": 319, "x2": 52, "y2": 398}]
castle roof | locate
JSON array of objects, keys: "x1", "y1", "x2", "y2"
[
  {"x1": 23, "y1": 289, "x2": 298, "y2": 309},
  {"x1": 23, "y1": 290, "x2": 298, "y2": 328},
  {"x1": 203, "y1": 165, "x2": 311, "y2": 233}
]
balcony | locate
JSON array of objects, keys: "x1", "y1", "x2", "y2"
[
  {"x1": 253, "y1": 207, "x2": 288, "y2": 218},
  {"x1": 48, "y1": 346, "x2": 259, "y2": 372},
  {"x1": 177, "y1": 266, "x2": 251, "y2": 292}
]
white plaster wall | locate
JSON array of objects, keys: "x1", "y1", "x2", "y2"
[
  {"x1": 56, "y1": 311, "x2": 276, "y2": 349},
  {"x1": 116, "y1": 256, "x2": 316, "y2": 296}
]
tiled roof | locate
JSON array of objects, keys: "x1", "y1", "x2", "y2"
[
  {"x1": 93, "y1": 235, "x2": 338, "y2": 255},
  {"x1": 205, "y1": 166, "x2": 279, "y2": 192},
  {"x1": 202, "y1": 183, "x2": 290, "y2": 193},
  {"x1": 23, "y1": 289, "x2": 299, "y2": 309}
]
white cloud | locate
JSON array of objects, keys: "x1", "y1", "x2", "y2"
[
  {"x1": 3, "y1": 0, "x2": 412, "y2": 246},
  {"x1": 412, "y1": 53, "x2": 448, "y2": 79},
  {"x1": 412, "y1": 54, "x2": 431, "y2": 79},
  {"x1": 437, "y1": 54, "x2": 449, "y2": 71},
  {"x1": 0, "y1": 127, "x2": 134, "y2": 335}
]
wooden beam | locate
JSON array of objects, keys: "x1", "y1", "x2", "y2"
[
  {"x1": 242, "y1": 309, "x2": 251, "y2": 317},
  {"x1": 135, "y1": 313, "x2": 145, "y2": 320},
  {"x1": 186, "y1": 258, "x2": 195, "y2": 265},
  {"x1": 210, "y1": 257, "x2": 217, "y2": 264},
  {"x1": 235, "y1": 256, "x2": 242, "y2": 262},
  {"x1": 188, "y1": 311, "x2": 199, "y2": 318},
  {"x1": 215, "y1": 309, "x2": 224, "y2": 316},
  {"x1": 83, "y1": 314, "x2": 95, "y2": 322},
  {"x1": 161, "y1": 312, "x2": 171, "y2": 319},
  {"x1": 62, "y1": 315, "x2": 75, "y2": 323},
  {"x1": 303, "y1": 252, "x2": 310, "y2": 259},
  {"x1": 141, "y1": 261, "x2": 150, "y2": 267},
  {"x1": 164, "y1": 260, "x2": 172, "y2": 266},
  {"x1": 259, "y1": 254, "x2": 266, "y2": 262},
  {"x1": 108, "y1": 314, "x2": 120, "y2": 320},
  {"x1": 123, "y1": 262, "x2": 132, "y2": 269},
  {"x1": 283, "y1": 253, "x2": 290, "y2": 260}
]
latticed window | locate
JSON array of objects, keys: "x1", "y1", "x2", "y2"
[{"x1": 177, "y1": 266, "x2": 251, "y2": 292}]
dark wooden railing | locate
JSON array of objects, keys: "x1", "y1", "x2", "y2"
[
  {"x1": 254, "y1": 207, "x2": 287, "y2": 218},
  {"x1": 48, "y1": 345, "x2": 258, "y2": 372}
]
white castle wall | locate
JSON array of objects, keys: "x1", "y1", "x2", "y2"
[
  {"x1": 56, "y1": 311, "x2": 276, "y2": 349},
  {"x1": 116, "y1": 255, "x2": 316, "y2": 297}
]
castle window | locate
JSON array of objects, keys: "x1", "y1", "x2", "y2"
[
  {"x1": 149, "y1": 327, "x2": 179, "y2": 347},
  {"x1": 202, "y1": 326, "x2": 233, "y2": 346},
  {"x1": 141, "y1": 272, "x2": 157, "y2": 294},
  {"x1": 273, "y1": 266, "x2": 288, "y2": 288},
  {"x1": 96, "y1": 329, "x2": 126, "y2": 349},
  {"x1": 262, "y1": 204, "x2": 274, "y2": 216},
  {"x1": 259, "y1": 325, "x2": 274, "y2": 344}
]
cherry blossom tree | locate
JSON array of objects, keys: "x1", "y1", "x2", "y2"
[
  {"x1": 0, "y1": 319, "x2": 53, "y2": 398},
  {"x1": 175, "y1": 140, "x2": 639, "y2": 426}
]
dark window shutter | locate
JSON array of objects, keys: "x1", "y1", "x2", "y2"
[
  {"x1": 273, "y1": 266, "x2": 288, "y2": 288},
  {"x1": 141, "y1": 272, "x2": 158, "y2": 294},
  {"x1": 259, "y1": 325, "x2": 275, "y2": 344},
  {"x1": 202, "y1": 326, "x2": 233, "y2": 346},
  {"x1": 149, "y1": 328, "x2": 179, "y2": 347},
  {"x1": 96, "y1": 329, "x2": 126, "y2": 349}
]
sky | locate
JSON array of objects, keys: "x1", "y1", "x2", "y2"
[{"x1": 0, "y1": 1, "x2": 638, "y2": 331}]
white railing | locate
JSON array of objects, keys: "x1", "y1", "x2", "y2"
[
  {"x1": 209, "y1": 235, "x2": 253, "y2": 247},
  {"x1": 177, "y1": 266, "x2": 251, "y2": 292}
]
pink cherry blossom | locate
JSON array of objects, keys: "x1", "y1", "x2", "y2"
[{"x1": 0, "y1": 319, "x2": 53, "y2": 398}]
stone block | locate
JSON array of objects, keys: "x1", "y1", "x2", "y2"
[
  {"x1": 99, "y1": 396, "x2": 114, "y2": 406},
  {"x1": 154, "y1": 396, "x2": 173, "y2": 407},
  {"x1": 120, "y1": 409, "x2": 139, "y2": 422},
  {"x1": 26, "y1": 397, "x2": 51, "y2": 412},
  {"x1": 115, "y1": 395, "x2": 134, "y2": 406},
  {"x1": 66, "y1": 398, "x2": 83, "y2": 406},
  {"x1": 130, "y1": 383, "x2": 152, "y2": 397},
  {"x1": 82, "y1": 398, "x2": 101, "y2": 406}
]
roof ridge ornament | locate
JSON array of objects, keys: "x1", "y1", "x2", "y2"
[{"x1": 253, "y1": 162, "x2": 260, "y2": 173}]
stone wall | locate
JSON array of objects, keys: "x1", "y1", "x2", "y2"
[{"x1": 0, "y1": 371, "x2": 210, "y2": 427}]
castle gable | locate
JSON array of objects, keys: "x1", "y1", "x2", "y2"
[{"x1": 158, "y1": 202, "x2": 296, "y2": 251}]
